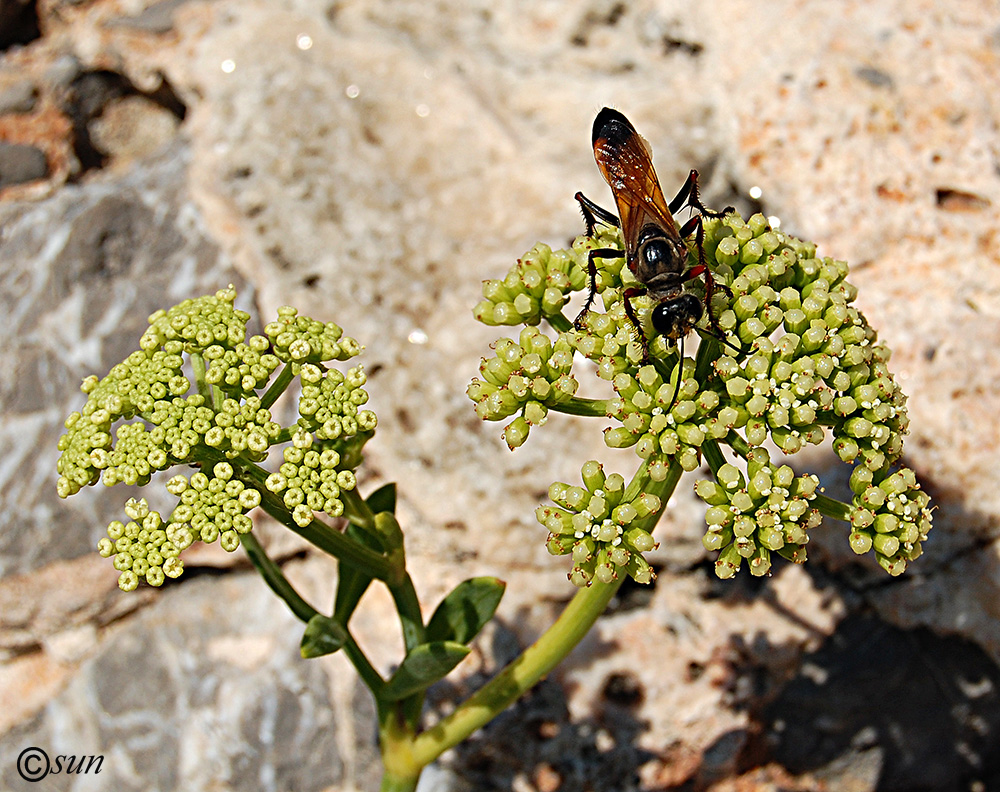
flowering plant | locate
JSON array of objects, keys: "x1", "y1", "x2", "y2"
[{"x1": 57, "y1": 207, "x2": 930, "y2": 790}]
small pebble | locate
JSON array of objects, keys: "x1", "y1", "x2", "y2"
[
  {"x1": 0, "y1": 77, "x2": 37, "y2": 114},
  {"x1": 0, "y1": 142, "x2": 49, "y2": 188}
]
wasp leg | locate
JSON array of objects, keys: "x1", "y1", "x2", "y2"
[
  {"x1": 678, "y1": 214, "x2": 730, "y2": 340},
  {"x1": 622, "y1": 285, "x2": 651, "y2": 362},
  {"x1": 575, "y1": 247, "x2": 625, "y2": 328},
  {"x1": 669, "y1": 169, "x2": 733, "y2": 219},
  {"x1": 574, "y1": 192, "x2": 625, "y2": 327},
  {"x1": 575, "y1": 191, "x2": 620, "y2": 236}
]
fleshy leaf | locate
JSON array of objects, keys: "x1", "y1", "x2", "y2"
[
  {"x1": 382, "y1": 641, "x2": 470, "y2": 701},
  {"x1": 301, "y1": 613, "x2": 347, "y2": 658},
  {"x1": 366, "y1": 482, "x2": 397, "y2": 515},
  {"x1": 426, "y1": 577, "x2": 506, "y2": 645}
]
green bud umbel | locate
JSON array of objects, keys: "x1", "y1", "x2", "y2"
[
  {"x1": 473, "y1": 229, "x2": 618, "y2": 327},
  {"x1": 467, "y1": 326, "x2": 578, "y2": 449},
  {"x1": 605, "y1": 361, "x2": 731, "y2": 474},
  {"x1": 539, "y1": 461, "x2": 660, "y2": 587},
  {"x1": 472, "y1": 209, "x2": 931, "y2": 581},
  {"x1": 265, "y1": 440, "x2": 358, "y2": 527},
  {"x1": 695, "y1": 448, "x2": 820, "y2": 578},
  {"x1": 848, "y1": 465, "x2": 931, "y2": 576},
  {"x1": 98, "y1": 462, "x2": 261, "y2": 590},
  {"x1": 59, "y1": 288, "x2": 378, "y2": 590}
]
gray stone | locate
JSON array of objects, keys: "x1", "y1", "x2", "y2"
[
  {"x1": 44, "y1": 54, "x2": 82, "y2": 90},
  {"x1": 0, "y1": 572, "x2": 381, "y2": 791},
  {"x1": 0, "y1": 139, "x2": 247, "y2": 578},
  {"x1": 0, "y1": 76, "x2": 37, "y2": 114},
  {"x1": 105, "y1": 0, "x2": 191, "y2": 35},
  {"x1": 88, "y1": 95, "x2": 180, "y2": 163},
  {"x1": 0, "y1": 142, "x2": 47, "y2": 187},
  {"x1": 0, "y1": 0, "x2": 39, "y2": 50}
]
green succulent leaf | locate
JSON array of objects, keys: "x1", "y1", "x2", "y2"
[
  {"x1": 366, "y1": 482, "x2": 397, "y2": 516},
  {"x1": 426, "y1": 577, "x2": 506, "y2": 645},
  {"x1": 382, "y1": 641, "x2": 471, "y2": 701},
  {"x1": 301, "y1": 613, "x2": 348, "y2": 658}
]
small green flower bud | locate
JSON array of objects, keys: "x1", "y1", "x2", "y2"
[
  {"x1": 715, "y1": 543, "x2": 742, "y2": 579},
  {"x1": 715, "y1": 236, "x2": 740, "y2": 267},
  {"x1": 118, "y1": 570, "x2": 139, "y2": 592},
  {"x1": 503, "y1": 417, "x2": 531, "y2": 449}
]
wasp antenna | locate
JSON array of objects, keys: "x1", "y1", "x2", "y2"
[
  {"x1": 667, "y1": 335, "x2": 686, "y2": 412},
  {"x1": 716, "y1": 332, "x2": 743, "y2": 356},
  {"x1": 697, "y1": 326, "x2": 744, "y2": 357}
]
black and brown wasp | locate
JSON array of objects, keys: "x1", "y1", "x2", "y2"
[{"x1": 573, "y1": 108, "x2": 734, "y2": 398}]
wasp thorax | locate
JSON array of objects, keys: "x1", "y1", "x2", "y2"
[
  {"x1": 638, "y1": 237, "x2": 685, "y2": 272},
  {"x1": 651, "y1": 294, "x2": 703, "y2": 340}
]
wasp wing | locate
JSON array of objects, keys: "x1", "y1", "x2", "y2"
[{"x1": 592, "y1": 109, "x2": 679, "y2": 266}]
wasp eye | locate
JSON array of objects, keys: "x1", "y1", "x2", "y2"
[{"x1": 651, "y1": 294, "x2": 703, "y2": 339}]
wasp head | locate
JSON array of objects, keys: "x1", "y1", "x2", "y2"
[{"x1": 651, "y1": 293, "x2": 703, "y2": 341}]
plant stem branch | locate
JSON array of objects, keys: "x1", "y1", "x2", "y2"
[
  {"x1": 702, "y1": 439, "x2": 728, "y2": 476},
  {"x1": 408, "y1": 459, "x2": 683, "y2": 766},
  {"x1": 547, "y1": 313, "x2": 574, "y2": 333},
  {"x1": 725, "y1": 430, "x2": 751, "y2": 459},
  {"x1": 389, "y1": 574, "x2": 425, "y2": 652},
  {"x1": 408, "y1": 577, "x2": 621, "y2": 765},
  {"x1": 344, "y1": 629, "x2": 386, "y2": 695},
  {"x1": 191, "y1": 352, "x2": 212, "y2": 403},
  {"x1": 341, "y1": 487, "x2": 377, "y2": 533},
  {"x1": 814, "y1": 492, "x2": 853, "y2": 522},
  {"x1": 548, "y1": 397, "x2": 611, "y2": 418},
  {"x1": 239, "y1": 532, "x2": 318, "y2": 623},
  {"x1": 260, "y1": 363, "x2": 295, "y2": 410}
]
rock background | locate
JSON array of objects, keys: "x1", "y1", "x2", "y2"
[{"x1": 2, "y1": 0, "x2": 999, "y2": 790}]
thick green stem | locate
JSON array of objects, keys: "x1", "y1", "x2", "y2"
[
  {"x1": 379, "y1": 773, "x2": 420, "y2": 792},
  {"x1": 547, "y1": 397, "x2": 612, "y2": 418},
  {"x1": 407, "y1": 459, "x2": 683, "y2": 766},
  {"x1": 408, "y1": 577, "x2": 621, "y2": 765},
  {"x1": 379, "y1": 715, "x2": 421, "y2": 792},
  {"x1": 814, "y1": 492, "x2": 853, "y2": 522}
]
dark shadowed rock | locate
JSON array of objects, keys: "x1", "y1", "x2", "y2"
[{"x1": 0, "y1": 0, "x2": 40, "y2": 50}]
